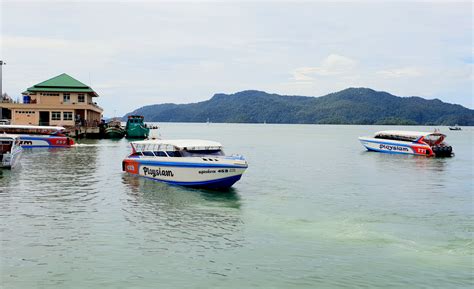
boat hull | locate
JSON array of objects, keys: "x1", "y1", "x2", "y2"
[
  {"x1": 17, "y1": 135, "x2": 74, "y2": 148},
  {"x1": 0, "y1": 148, "x2": 22, "y2": 169},
  {"x1": 105, "y1": 127, "x2": 125, "y2": 139},
  {"x1": 123, "y1": 158, "x2": 247, "y2": 190},
  {"x1": 126, "y1": 125, "x2": 150, "y2": 139},
  {"x1": 358, "y1": 137, "x2": 432, "y2": 156}
]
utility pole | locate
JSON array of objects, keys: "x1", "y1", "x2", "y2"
[
  {"x1": 0, "y1": 60, "x2": 5, "y2": 98},
  {"x1": 0, "y1": 60, "x2": 5, "y2": 120}
]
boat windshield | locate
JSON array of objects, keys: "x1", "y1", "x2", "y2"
[
  {"x1": 131, "y1": 150, "x2": 182, "y2": 157},
  {"x1": 374, "y1": 133, "x2": 418, "y2": 142},
  {"x1": 181, "y1": 149, "x2": 224, "y2": 157},
  {"x1": 422, "y1": 134, "x2": 445, "y2": 146},
  {"x1": 131, "y1": 143, "x2": 224, "y2": 157}
]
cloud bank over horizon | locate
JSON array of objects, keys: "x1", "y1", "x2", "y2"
[{"x1": 1, "y1": 1, "x2": 472, "y2": 115}]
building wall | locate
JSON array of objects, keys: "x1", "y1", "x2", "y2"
[
  {"x1": 31, "y1": 93, "x2": 61, "y2": 105},
  {"x1": 12, "y1": 109, "x2": 75, "y2": 126},
  {"x1": 86, "y1": 110, "x2": 101, "y2": 126},
  {"x1": 49, "y1": 110, "x2": 75, "y2": 126},
  {"x1": 29, "y1": 92, "x2": 94, "y2": 105},
  {"x1": 12, "y1": 109, "x2": 39, "y2": 125}
]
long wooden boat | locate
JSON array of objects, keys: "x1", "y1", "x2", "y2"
[{"x1": 105, "y1": 119, "x2": 125, "y2": 139}]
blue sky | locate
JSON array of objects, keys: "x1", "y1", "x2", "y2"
[{"x1": 1, "y1": 1, "x2": 472, "y2": 116}]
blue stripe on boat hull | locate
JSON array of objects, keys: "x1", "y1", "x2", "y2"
[
  {"x1": 365, "y1": 146, "x2": 414, "y2": 155},
  {"x1": 140, "y1": 174, "x2": 243, "y2": 190}
]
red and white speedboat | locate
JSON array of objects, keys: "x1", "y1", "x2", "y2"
[
  {"x1": 0, "y1": 125, "x2": 74, "y2": 148},
  {"x1": 359, "y1": 130, "x2": 453, "y2": 157}
]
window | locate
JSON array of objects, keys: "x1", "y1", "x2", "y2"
[
  {"x1": 154, "y1": 151, "x2": 168, "y2": 157},
  {"x1": 78, "y1": 94, "x2": 85, "y2": 103},
  {"x1": 63, "y1": 93, "x2": 70, "y2": 103},
  {"x1": 181, "y1": 149, "x2": 224, "y2": 157},
  {"x1": 63, "y1": 112, "x2": 73, "y2": 121},
  {"x1": 166, "y1": 151, "x2": 182, "y2": 157},
  {"x1": 52, "y1": 112, "x2": 61, "y2": 120}
]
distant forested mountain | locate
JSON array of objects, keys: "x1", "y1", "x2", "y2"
[{"x1": 123, "y1": 88, "x2": 474, "y2": 125}]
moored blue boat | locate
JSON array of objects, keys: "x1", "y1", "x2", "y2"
[{"x1": 0, "y1": 125, "x2": 74, "y2": 148}]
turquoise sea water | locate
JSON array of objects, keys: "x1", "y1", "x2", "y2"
[{"x1": 0, "y1": 124, "x2": 472, "y2": 288}]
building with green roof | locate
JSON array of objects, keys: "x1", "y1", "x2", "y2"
[{"x1": 1, "y1": 73, "x2": 103, "y2": 127}]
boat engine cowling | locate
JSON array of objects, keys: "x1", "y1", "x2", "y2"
[{"x1": 432, "y1": 145, "x2": 453, "y2": 157}]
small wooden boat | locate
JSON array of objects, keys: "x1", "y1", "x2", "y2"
[
  {"x1": 104, "y1": 119, "x2": 125, "y2": 139},
  {"x1": 0, "y1": 134, "x2": 22, "y2": 169}
]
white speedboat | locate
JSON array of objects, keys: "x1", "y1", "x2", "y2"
[
  {"x1": 359, "y1": 130, "x2": 453, "y2": 157},
  {"x1": 122, "y1": 139, "x2": 248, "y2": 190},
  {"x1": 0, "y1": 125, "x2": 74, "y2": 148},
  {"x1": 0, "y1": 134, "x2": 23, "y2": 168}
]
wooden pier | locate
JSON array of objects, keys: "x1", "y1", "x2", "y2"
[{"x1": 67, "y1": 125, "x2": 103, "y2": 139}]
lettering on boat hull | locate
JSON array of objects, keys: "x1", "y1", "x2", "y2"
[
  {"x1": 143, "y1": 166, "x2": 174, "y2": 178},
  {"x1": 379, "y1": 144, "x2": 410, "y2": 152}
]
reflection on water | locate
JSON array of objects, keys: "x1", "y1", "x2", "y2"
[
  {"x1": 15, "y1": 147, "x2": 101, "y2": 203},
  {"x1": 122, "y1": 174, "x2": 241, "y2": 206},
  {"x1": 121, "y1": 174, "x2": 244, "y2": 250},
  {"x1": 365, "y1": 150, "x2": 448, "y2": 172}
]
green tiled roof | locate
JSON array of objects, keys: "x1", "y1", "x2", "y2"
[{"x1": 26, "y1": 73, "x2": 98, "y2": 97}]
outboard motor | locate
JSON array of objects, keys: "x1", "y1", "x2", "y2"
[{"x1": 432, "y1": 145, "x2": 453, "y2": 157}]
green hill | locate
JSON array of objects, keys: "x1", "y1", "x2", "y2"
[{"x1": 123, "y1": 88, "x2": 474, "y2": 125}]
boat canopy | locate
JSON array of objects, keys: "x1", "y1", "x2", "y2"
[
  {"x1": 0, "y1": 124, "x2": 67, "y2": 136},
  {"x1": 373, "y1": 130, "x2": 447, "y2": 145},
  {"x1": 375, "y1": 130, "x2": 445, "y2": 140},
  {"x1": 0, "y1": 125, "x2": 65, "y2": 131},
  {"x1": 131, "y1": 139, "x2": 223, "y2": 152},
  {"x1": 0, "y1": 134, "x2": 20, "y2": 140}
]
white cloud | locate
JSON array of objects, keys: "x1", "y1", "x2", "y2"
[
  {"x1": 292, "y1": 54, "x2": 357, "y2": 81},
  {"x1": 1, "y1": 2, "x2": 472, "y2": 113},
  {"x1": 2, "y1": 35, "x2": 69, "y2": 49},
  {"x1": 376, "y1": 67, "x2": 423, "y2": 78}
]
